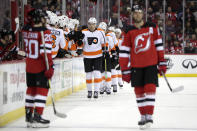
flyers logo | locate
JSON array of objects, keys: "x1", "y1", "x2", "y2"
[
  {"x1": 87, "y1": 37, "x2": 98, "y2": 45},
  {"x1": 134, "y1": 33, "x2": 151, "y2": 54}
]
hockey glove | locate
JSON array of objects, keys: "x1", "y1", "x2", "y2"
[
  {"x1": 44, "y1": 66, "x2": 54, "y2": 79},
  {"x1": 103, "y1": 51, "x2": 110, "y2": 59},
  {"x1": 122, "y1": 69, "x2": 132, "y2": 83},
  {"x1": 158, "y1": 61, "x2": 167, "y2": 76}
]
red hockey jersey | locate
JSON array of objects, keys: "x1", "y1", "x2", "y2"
[
  {"x1": 22, "y1": 26, "x2": 53, "y2": 73},
  {"x1": 119, "y1": 22, "x2": 164, "y2": 70}
]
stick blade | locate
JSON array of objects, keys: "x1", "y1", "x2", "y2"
[
  {"x1": 55, "y1": 112, "x2": 67, "y2": 118},
  {"x1": 172, "y1": 86, "x2": 184, "y2": 93}
]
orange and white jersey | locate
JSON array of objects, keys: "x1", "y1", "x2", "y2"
[
  {"x1": 82, "y1": 29, "x2": 105, "y2": 58},
  {"x1": 105, "y1": 33, "x2": 115, "y2": 51},
  {"x1": 107, "y1": 31, "x2": 118, "y2": 47},
  {"x1": 47, "y1": 26, "x2": 67, "y2": 58}
]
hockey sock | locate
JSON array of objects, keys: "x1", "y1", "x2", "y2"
[
  {"x1": 86, "y1": 72, "x2": 93, "y2": 91},
  {"x1": 25, "y1": 86, "x2": 36, "y2": 113},
  {"x1": 111, "y1": 69, "x2": 118, "y2": 86},
  {"x1": 144, "y1": 84, "x2": 156, "y2": 115},
  {"x1": 105, "y1": 71, "x2": 112, "y2": 88},
  {"x1": 35, "y1": 87, "x2": 49, "y2": 115},
  {"x1": 93, "y1": 70, "x2": 102, "y2": 91},
  {"x1": 134, "y1": 87, "x2": 146, "y2": 115}
]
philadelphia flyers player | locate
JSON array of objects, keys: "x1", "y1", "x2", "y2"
[
  {"x1": 119, "y1": 5, "x2": 167, "y2": 129},
  {"x1": 81, "y1": 17, "x2": 105, "y2": 99},
  {"x1": 22, "y1": 9, "x2": 54, "y2": 128}
]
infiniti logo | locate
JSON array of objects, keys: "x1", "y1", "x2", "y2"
[{"x1": 182, "y1": 59, "x2": 197, "y2": 69}]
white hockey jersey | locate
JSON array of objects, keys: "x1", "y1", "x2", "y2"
[
  {"x1": 47, "y1": 26, "x2": 67, "y2": 58},
  {"x1": 107, "y1": 31, "x2": 118, "y2": 47},
  {"x1": 82, "y1": 29, "x2": 105, "y2": 58}
]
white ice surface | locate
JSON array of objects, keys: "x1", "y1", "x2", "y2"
[{"x1": 1, "y1": 77, "x2": 197, "y2": 131}]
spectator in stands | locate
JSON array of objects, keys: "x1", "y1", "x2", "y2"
[
  {"x1": 166, "y1": 6, "x2": 177, "y2": 22},
  {"x1": 0, "y1": 29, "x2": 20, "y2": 62},
  {"x1": 2, "y1": 10, "x2": 11, "y2": 30},
  {"x1": 33, "y1": 0, "x2": 44, "y2": 9},
  {"x1": 66, "y1": 3, "x2": 73, "y2": 18},
  {"x1": 189, "y1": 34, "x2": 197, "y2": 53}
]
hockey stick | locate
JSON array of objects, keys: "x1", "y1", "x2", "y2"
[
  {"x1": 161, "y1": 71, "x2": 184, "y2": 93},
  {"x1": 41, "y1": 31, "x2": 67, "y2": 118}
]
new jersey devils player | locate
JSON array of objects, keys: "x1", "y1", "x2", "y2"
[
  {"x1": 22, "y1": 9, "x2": 54, "y2": 128},
  {"x1": 119, "y1": 5, "x2": 167, "y2": 129}
]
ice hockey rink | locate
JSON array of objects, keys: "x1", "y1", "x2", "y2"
[{"x1": 0, "y1": 77, "x2": 197, "y2": 131}]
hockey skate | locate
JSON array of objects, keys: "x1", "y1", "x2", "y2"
[
  {"x1": 32, "y1": 110, "x2": 50, "y2": 128},
  {"x1": 106, "y1": 87, "x2": 111, "y2": 95},
  {"x1": 138, "y1": 115, "x2": 146, "y2": 130},
  {"x1": 25, "y1": 108, "x2": 33, "y2": 128},
  {"x1": 112, "y1": 85, "x2": 117, "y2": 93},
  {"x1": 118, "y1": 83, "x2": 123, "y2": 88},
  {"x1": 145, "y1": 115, "x2": 153, "y2": 128},
  {"x1": 99, "y1": 87, "x2": 105, "y2": 94},
  {"x1": 87, "y1": 91, "x2": 92, "y2": 98},
  {"x1": 93, "y1": 91, "x2": 98, "y2": 98}
]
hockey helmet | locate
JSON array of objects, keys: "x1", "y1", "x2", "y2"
[
  {"x1": 108, "y1": 26, "x2": 115, "y2": 32},
  {"x1": 0, "y1": 29, "x2": 9, "y2": 39},
  {"x1": 58, "y1": 15, "x2": 69, "y2": 28},
  {"x1": 132, "y1": 4, "x2": 143, "y2": 12},
  {"x1": 27, "y1": 9, "x2": 46, "y2": 24},
  {"x1": 115, "y1": 28, "x2": 122, "y2": 34},
  {"x1": 98, "y1": 22, "x2": 107, "y2": 31},
  {"x1": 88, "y1": 17, "x2": 97, "y2": 24}
]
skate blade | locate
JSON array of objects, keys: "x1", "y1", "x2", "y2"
[
  {"x1": 139, "y1": 125, "x2": 146, "y2": 130},
  {"x1": 146, "y1": 122, "x2": 153, "y2": 129},
  {"x1": 26, "y1": 122, "x2": 32, "y2": 128},
  {"x1": 32, "y1": 123, "x2": 49, "y2": 128}
]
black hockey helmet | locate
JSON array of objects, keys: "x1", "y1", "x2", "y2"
[
  {"x1": 27, "y1": 9, "x2": 46, "y2": 25},
  {"x1": 0, "y1": 29, "x2": 9, "y2": 39},
  {"x1": 132, "y1": 4, "x2": 143, "y2": 12}
]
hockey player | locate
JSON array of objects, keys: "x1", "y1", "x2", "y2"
[
  {"x1": 119, "y1": 5, "x2": 167, "y2": 129},
  {"x1": 47, "y1": 13, "x2": 68, "y2": 59},
  {"x1": 114, "y1": 28, "x2": 123, "y2": 88},
  {"x1": 82, "y1": 17, "x2": 105, "y2": 98},
  {"x1": 98, "y1": 22, "x2": 112, "y2": 95},
  {"x1": 107, "y1": 26, "x2": 119, "y2": 92},
  {"x1": 22, "y1": 9, "x2": 54, "y2": 128}
]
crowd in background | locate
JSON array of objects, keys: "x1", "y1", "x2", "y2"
[{"x1": 0, "y1": 0, "x2": 197, "y2": 63}]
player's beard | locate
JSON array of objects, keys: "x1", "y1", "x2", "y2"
[{"x1": 133, "y1": 17, "x2": 143, "y2": 24}]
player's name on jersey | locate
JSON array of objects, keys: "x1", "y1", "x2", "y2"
[
  {"x1": 22, "y1": 32, "x2": 38, "y2": 39},
  {"x1": 51, "y1": 30, "x2": 60, "y2": 36}
]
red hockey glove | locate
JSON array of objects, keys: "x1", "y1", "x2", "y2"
[
  {"x1": 44, "y1": 67, "x2": 54, "y2": 79},
  {"x1": 122, "y1": 69, "x2": 132, "y2": 83},
  {"x1": 158, "y1": 61, "x2": 167, "y2": 76}
]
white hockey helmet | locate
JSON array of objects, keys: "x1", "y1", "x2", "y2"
[
  {"x1": 67, "y1": 22, "x2": 75, "y2": 30},
  {"x1": 98, "y1": 22, "x2": 107, "y2": 31},
  {"x1": 58, "y1": 15, "x2": 69, "y2": 27},
  {"x1": 88, "y1": 17, "x2": 97, "y2": 24},
  {"x1": 115, "y1": 28, "x2": 122, "y2": 34},
  {"x1": 70, "y1": 19, "x2": 79, "y2": 27},
  {"x1": 108, "y1": 26, "x2": 115, "y2": 32},
  {"x1": 49, "y1": 15, "x2": 58, "y2": 25}
]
